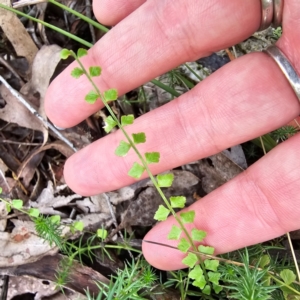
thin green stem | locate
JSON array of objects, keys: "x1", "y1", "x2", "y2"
[
  {"x1": 48, "y1": 0, "x2": 109, "y2": 33},
  {"x1": 0, "y1": 197, "x2": 29, "y2": 216},
  {"x1": 174, "y1": 72, "x2": 195, "y2": 90},
  {"x1": 72, "y1": 52, "x2": 205, "y2": 267},
  {"x1": 79, "y1": 71, "x2": 188, "y2": 233},
  {"x1": 184, "y1": 63, "x2": 202, "y2": 81},
  {"x1": 151, "y1": 79, "x2": 181, "y2": 98},
  {"x1": 1, "y1": 3, "x2": 181, "y2": 100},
  {"x1": 66, "y1": 238, "x2": 141, "y2": 254},
  {"x1": 105, "y1": 244, "x2": 142, "y2": 253},
  {"x1": 269, "y1": 274, "x2": 300, "y2": 295},
  {"x1": 252, "y1": 134, "x2": 277, "y2": 152},
  {"x1": 10, "y1": 3, "x2": 180, "y2": 99},
  {"x1": 184, "y1": 274, "x2": 190, "y2": 298},
  {"x1": 0, "y1": 4, "x2": 93, "y2": 48}
]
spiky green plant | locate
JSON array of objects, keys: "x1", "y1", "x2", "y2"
[
  {"x1": 85, "y1": 259, "x2": 159, "y2": 300},
  {"x1": 223, "y1": 249, "x2": 276, "y2": 300},
  {"x1": 34, "y1": 215, "x2": 64, "y2": 250},
  {"x1": 271, "y1": 125, "x2": 299, "y2": 142}
]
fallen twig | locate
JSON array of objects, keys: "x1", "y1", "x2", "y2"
[{"x1": 0, "y1": 75, "x2": 77, "y2": 152}]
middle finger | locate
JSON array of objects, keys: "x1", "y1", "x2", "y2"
[{"x1": 45, "y1": 0, "x2": 260, "y2": 128}]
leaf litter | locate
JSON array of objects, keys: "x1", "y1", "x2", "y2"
[{"x1": 0, "y1": 3, "x2": 298, "y2": 299}]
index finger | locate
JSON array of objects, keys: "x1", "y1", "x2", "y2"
[{"x1": 45, "y1": 0, "x2": 260, "y2": 128}]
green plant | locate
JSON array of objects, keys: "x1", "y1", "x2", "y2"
[
  {"x1": 164, "y1": 269, "x2": 192, "y2": 299},
  {"x1": 272, "y1": 26, "x2": 283, "y2": 40},
  {"x1": 222, "y1": 249, "x2": 276, "y2": 300},
  {"x1": 57, "y1": 47, "x2": 300, "y2": 299},
  {"x1": 85, "y1": 258, "x2": 160, "y2": 300},
  {"x1": 271, "y1": 125, "x2": 299, "y2": 142},
  {"x1": 0, "y1": 3, "x2": 300, "y2": 299},
  {"x1": 34, "y1": 215, "x2": 65, "y2": 250},
  {"x1": 214, "y1": 246, "x2": 300, "y2": 300},
  {"x1": 60, "y1": 47, "x2": 223, "y2": 296},
  {"x1": 0, "y1": 190, "x2": 141, "y2": 288}
]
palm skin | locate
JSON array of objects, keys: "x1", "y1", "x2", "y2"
[{"x1": 45, "y1": 0, "x2": 300, "y2": 270}]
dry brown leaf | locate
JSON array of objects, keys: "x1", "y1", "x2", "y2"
[
  {"x1": 77, "y1": 170, "x2": 200, "y2": 229},
  {"x1": 57, "y1": 126, "x2": 93, "y2": 150},
  {"x1": 0, "y1": 253, "x2": 108, "y2": 297},
  {"x1": 78, "y1": 213, "x2": 113, "y2": 232},
  {"x1": 7, "y1": 275, "x2": 57, "y2": 300},
  {"x1": 0, "y1": 0, "x2": 38, "y2": 67},
  {"x1": 76, "y1": 193, "x2": 122, "y2": 214},
  {"x1": 29, "y1": 181, "x2": 80, "y2": 217},
  {"x1": 19, "y1": 151, "x2": 44, "y2": 188},
  {"x1": 146, "y1": 74, "x2": 186, "y2": 111},
  {"x1": 0, "y1": 46, "x2": 63, "y2": 146},
  {"x1": 17, "y1": 141, "x2": 75, "y2": 181},
  {"x1": 0, "y1": 84, "x2": 44, "y2": 132},
  {"x1": 179, "y1": 145, "x2": 247, "y2": 195},
  {"x1": 30, "y1": 45, "x2": 61, "y2": 101},
  {"x1": 36, "y1": 2, "x2": 49, "y2": 45},
  {"x1": 222, "y1": 145, "x2": 247, "y2": 170},
  {"x1": 0, "y1": 219, "x2": 58, "y2": 267},
  {"x1": 21, "y1": 44, "x2": 63, "y2": 145},
  {"x1": 185, "y1": 148, "x2": 245, "y2": 194},
  {"x1": 107, "y1": 187, "x2": 137, "y2": 206}
]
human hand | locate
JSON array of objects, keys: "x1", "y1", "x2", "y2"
[{"x1": 45, "y1": 0, "x2": 300, "y2": 270}]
